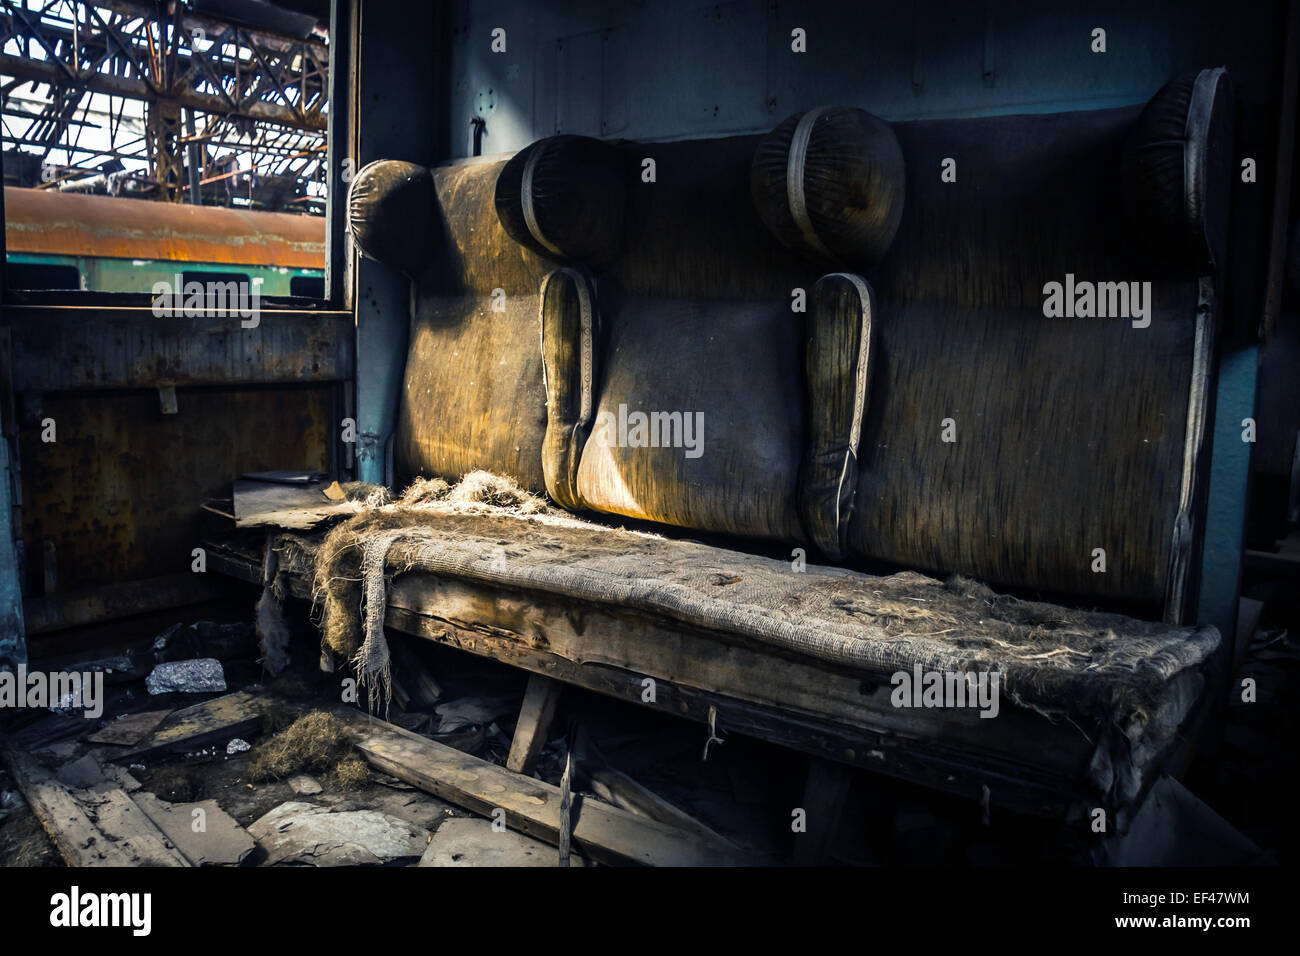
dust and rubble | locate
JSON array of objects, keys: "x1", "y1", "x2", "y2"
[{"x1": 1, "y1": 557, "x2": 1287, "y2": 867}]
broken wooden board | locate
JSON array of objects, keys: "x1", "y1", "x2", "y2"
[
  {"x1": 86, "y1": 708, "x2": 175, "y2": 746},
  {"x1": 2, "y1": 748, "x2": 134, "y2": 865},
  {"x1": 233, "y1": 477, "x2": 358, "y2": 530},
  {"x1": 6, "y1": 711, "x2": 93, "y2": 750},
  {"x1": 110, "y1": 691, "x2": 260, "y2": 764},
  {"x1": 587, "y1": 766, "x2": 738, "y2": 849},
  {"x1": 133, "y1": 793, "x2": 256, "y2": 866},
  {"x1": 506, "y1": 673, "x2": 562, "y2": 775},
  {"x1": 1, "y1": 749, "x2": 189, "y2": 866},
  {"x1": 335, "y1": 708, "x2": 756, "y2": 867},
  {"x1": 75, "y1": 787, "x2": 192, "y2": 866}
]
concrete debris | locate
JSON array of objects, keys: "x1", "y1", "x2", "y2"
[
  {"x1": 288, "y1": 774, "x2": 323, "y2": 795},
  {"x1": 248, "y1": 801, "x2": 429, "y2": 866},
  {"x1": 146, "y1": 659, "x2": 227, "y2": 695},
  {"x1": 55, "y1": 754, "x2": 107, "y2": 790},
  {"x1": 132, "y1": 793, "x2": 257, "y2": 866},
  {"x1": 226, "y1": 738, "x2": 251, "y2": 755}
]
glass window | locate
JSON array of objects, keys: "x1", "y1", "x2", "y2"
[{"x1": 1, "y1": 1, "x2": 329, "y2": 297}]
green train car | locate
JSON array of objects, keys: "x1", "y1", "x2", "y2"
[{"x1": 4, "y1": 185, "x2": 325, "y2": 296}]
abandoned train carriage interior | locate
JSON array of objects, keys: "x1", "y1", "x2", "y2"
[{"x1": 0, "y1": 0, "x2": 1297, "y2": 899}]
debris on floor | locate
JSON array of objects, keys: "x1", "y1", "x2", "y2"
[
  {"x1": 3, "y1": 592, "x2": 1290, "y2": 869},
  {"x1": 132, "y1": 793, "x2": 256, "y2": 866},
  {"x1": 248, "y1": 711, "x2": 369, "y2": 791},
  {"x1": 288, "y1": 774, "x2": 323, "y2": 796},
  {"x1": 86, "y1": 709, "x2": 174, "y2": 746},
  {"x1": 146, "y1": 659, "x2": 227, "y2": 695},
  {"x1": 248, "y1": 801, "x2": 428, "y2": 866},
  {"x1": 1, "y1": 748, "x2": 190, "y2": 867},
  {"x1": 434, "y1": 695, "x2": 517, "y2": 734},
  {"x1": 0, "y1": 790, "x2": 23, "y2": 824},
  {"x1": 419, "y1": 817, "x2": 584, "y2": 867},
  {"x1": 112, "y1": 692, "x2": 261, "y2": 763}
]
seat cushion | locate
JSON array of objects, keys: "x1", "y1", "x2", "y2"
[
  {"x1": 848, "y1": 103, "x2": 1211, "y2": 604},
  {"x1": 270, "y1": 481, "x2": 1219, "y2": 820},
  {"x1": 394, "y1": 159, "x2": 552, "y2": 491},
  {"x1": 397, "y1": 293, "x2": 548, "y2": 492},
  {"x1": 573, "y1": 297, "x2": 805, "y2": 541}
]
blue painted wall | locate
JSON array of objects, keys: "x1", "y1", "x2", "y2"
[
  {"x1": 445, "y1": 0, "x2": 1279, "y2": 155},
  {"x1": 1, "y1": 419, "x2": 25, "y2": 666},
  {"x1": 352, "y1": 0, "x2": 442, "y2": 484}
]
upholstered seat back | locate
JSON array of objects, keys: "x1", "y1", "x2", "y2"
[{"x1": 348, "y1": 68, "x2": 1233, "y2": 619}]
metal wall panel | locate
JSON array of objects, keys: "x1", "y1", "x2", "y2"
[{"x1": 445, "y1": 0, "x2": 1277, "y2": 157}]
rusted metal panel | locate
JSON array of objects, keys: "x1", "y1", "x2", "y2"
[
  {"x1": 22, "y1": 572, "x2": 227, "y2": 636},
  {"x1": 4, "y1": 187, "x2": 325, "y2": 269},
  {"x1": 6, "y1": 308, "x2": 353, "y2": 391},
  {"x1": 18, "y1": 385, "x2": 333, "y2": 595}
]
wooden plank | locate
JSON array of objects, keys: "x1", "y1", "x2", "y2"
[
  {"x1": 792, "y1": 758, "x2": 853, "y2": 865},
  {"x1": 335, "y1": 708, "x2": 755, "y2": 867},
  {"x1": 86, "y1": 708, "x2": 175, "y2": 746},
  {"x1": 109, "y1": 691, "x2": 261, "y2": 764},
  {"x1": 385, "y1": 573, "x2": 1090, "y2": 779},
  {"x1": 234, "y1": 477, "x2": 358, "y2": 529},
  {"x1": 1, "y1": 748, "x2": 134, "y2": 866},
  {"x1": 587, "y1": 766, "x2": 737, "y2": 848},
  {"x1": 506, "y1": 673, "x2": 563, "y2": 774},
  {"x1": 384, "y1": 603, "x2": 1082, "y2": 819},
  {"x1": 2, "y1": 749, "x2": 189, "y2": 868},
  {"x1": 76, "y1": 788, "x2": 192, "y2": 867}
]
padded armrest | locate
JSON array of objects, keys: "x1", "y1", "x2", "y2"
[
  {"x1": 540, "y1": 268, "x2": 600, "y2": 510},
  {"x1": 799, "y1": 272, "x2": 876, "y2": 559},
  {"x1": 347, "y1": 159, "x2": 436, "y2": 278}
]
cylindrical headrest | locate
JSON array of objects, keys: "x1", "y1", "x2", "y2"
[
  {"x1": 495, "y1": 135, "x2": 627, "y2": 267},
  {"x1": 1121, "y1": 68, "x2": 1235, "y2": 274},
  {"x1": 347, "y1": 160, "x2": 435, "y2": 278},
  {"x1": 751, "y1": 107, "x2": 905, "y2": 267}
]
